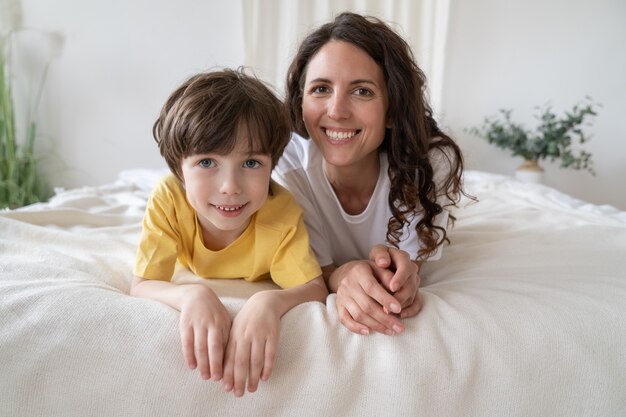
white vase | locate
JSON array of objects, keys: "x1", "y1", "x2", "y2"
[{"x1": 515, "y1": 160, "x2": 544, "y2": 184}]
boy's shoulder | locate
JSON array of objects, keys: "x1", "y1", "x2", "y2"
[
  {"x1": 255, "y1": 180, "x2": 303, "y2": 228},
  {"x1": 148, "y1": 173, "x2": 188, "y2": 211}
]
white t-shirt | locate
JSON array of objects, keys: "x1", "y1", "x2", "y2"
[{"x1": 272, "y1": 133, "x2": 449, "y2": 267}]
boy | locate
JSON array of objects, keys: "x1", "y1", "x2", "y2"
[{"x1": 130, "y1": 69, "x2": 327, "y2": 398}]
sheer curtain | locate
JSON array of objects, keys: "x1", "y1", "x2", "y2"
[{"x1": 242, "y1": 0, "x2": 450, "y2": 113}]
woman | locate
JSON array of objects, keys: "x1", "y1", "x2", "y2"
[{"x1": 273, "y1": 12, "x2": 465, "y2": 336}]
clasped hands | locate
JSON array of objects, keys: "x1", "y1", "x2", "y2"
[{"x1": 333, "y1": 244, "x2": 422, "y2": 336}]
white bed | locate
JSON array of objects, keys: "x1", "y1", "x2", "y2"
[{"x1": 1, "y1": 170, "x2": 625, "y2": 417}]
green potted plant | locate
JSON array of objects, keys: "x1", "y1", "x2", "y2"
[
  {"x1": 468, "y1": 98, "x2": 599, "y2": 183},
  {"x1": 1, "y1": 0, "x2": 57, "y2": 209}
]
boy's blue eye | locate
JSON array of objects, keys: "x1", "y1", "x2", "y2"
[
  {"x1": 199, "y1": 159, "x2": 215, "y2": 168},
  {"x1": 243, "y1": 159, "x2": 261, "y2": 169}
]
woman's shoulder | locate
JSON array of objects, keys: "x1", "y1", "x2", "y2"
[{"x1": 275, "y1": 132, "x2": 319, "y2": 173}]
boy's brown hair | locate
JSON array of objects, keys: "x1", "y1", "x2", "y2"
[{"x1": 153, "y1": 68, "x2": 290, "y2": 182}]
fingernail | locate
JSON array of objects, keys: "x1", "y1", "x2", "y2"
[
  {"x1": 390, "y1": 303, "x2": 401, "y2": 314},
  {"x1": 393, "y1": 324, "x2": 403, "y2": 333},
  {"x1": 360, "y1": 328, "x2": 370, "y2": 336}
]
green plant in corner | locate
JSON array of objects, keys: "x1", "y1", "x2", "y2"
[
  {"x1": 468, "y1": 98, "x2": 599, "y2": 176},
  {"x1": 1, "y1": 0, "x2": 54, "y2": 209}
]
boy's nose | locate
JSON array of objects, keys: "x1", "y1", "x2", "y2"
[{"x1": 218, "y1": 171, "x2": 242, "y2": 195}]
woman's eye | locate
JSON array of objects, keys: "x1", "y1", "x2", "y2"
[
  {"x1": 199, "y1": 159, "x2": 215, "y2": 168},
  {"x1": 243, "y1": 159, "x2": 261, "y2": 169},
  {"x1": 311, "y1": 86, "x2": 330, "y2": 94},
  {"x1": 354, "y1": 87, "x2": 373, "y2": 97}
]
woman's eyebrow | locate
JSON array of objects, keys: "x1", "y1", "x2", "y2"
[
  {"x1": 349, "y1": 79, "x2": 378, "y2": 87},
  {"x1": 307, "y1": 77, "x2": 379, "y2": 87}
]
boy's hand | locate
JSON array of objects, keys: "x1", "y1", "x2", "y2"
[
  {"x1": 222, "y1": 291, "x2": 281, "y2": 397},
  {"x1": 179, "y1": 285, "x2": 231, "y2": 381}
]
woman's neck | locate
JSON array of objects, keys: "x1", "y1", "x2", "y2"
[{"x1": 323, "y1": 154, "x2": 380, "y2": 215}]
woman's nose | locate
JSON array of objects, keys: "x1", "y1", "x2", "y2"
[{"x1": 327, "y1": 93, "x2": 350, "y2": 120}]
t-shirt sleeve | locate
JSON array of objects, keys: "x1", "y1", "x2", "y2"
[
  {"x1": 133, "y1": 182, "x2": 180, "y2": 281},
  {"x1": 269, "y1": 212, "x2": 322, "y2": 289},
  {"x1": 273, "y1": 147, "x2": 333, "y2": 267}
]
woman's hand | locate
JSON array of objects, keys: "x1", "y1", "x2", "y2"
[
  {"x1": 179, "y1": 285, "x2": 232, "y2": 381},
  {"x1": 329, "y1": 260, "x2": 407, "y2": 336},
  {"x1": 222, "y1": 291, "x2": 281, "y2": 397},
  {"x1": 369, "y1": 245, "x2": 422, "y2": 318}
]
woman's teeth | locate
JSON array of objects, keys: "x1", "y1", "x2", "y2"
[{"x1": 325, "y1": 129, "x2": 357, "y2": 140}]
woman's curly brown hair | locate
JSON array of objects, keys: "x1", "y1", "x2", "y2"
[{"x1": 285, "y1": 12, "x2": 466, "y2": 260}]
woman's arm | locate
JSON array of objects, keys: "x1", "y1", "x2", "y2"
[{"x1": 130, "y1": 276, "x2": 231, "y2": 381}]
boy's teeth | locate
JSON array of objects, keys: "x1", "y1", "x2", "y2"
[
  {"x1": 325, "y1": 129, "x2": 356, "y2": 140},
  {"x1": 216, "y1": 205, "x2": 242, "y2": 211}
]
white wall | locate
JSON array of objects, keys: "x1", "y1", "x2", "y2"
[
  {"x1": 20, "y1": 0, "x2": 245, "y2": 189},
  {"x1": 441, "y1": 0, "x2": 626, "y2": 209},
  {"x1": 18, "y1": 0, "x2": 626, "y2": 209}
]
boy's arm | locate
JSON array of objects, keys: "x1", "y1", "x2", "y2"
[
  {"x1": 130, "y1": 276, "x2": 231, "y2": 381},
  {"x1": 222, "y1": 276, "x2": 327, "y2": 397}
]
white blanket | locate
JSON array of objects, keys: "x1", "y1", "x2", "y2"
[{"x1": 1, "y1": 171, "x2": 625, "y2": 417}]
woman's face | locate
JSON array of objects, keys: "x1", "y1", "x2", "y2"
[{"x1": 301, "y1": 40, "x2": 389, "y2": 170}]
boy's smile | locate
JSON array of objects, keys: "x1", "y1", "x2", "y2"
[
  {"x1": 212, "y1": 203, "x2": 247, "y2": 217},
  {"x1": 180, "y1": 141, "x2": 272, "y2": 251}
]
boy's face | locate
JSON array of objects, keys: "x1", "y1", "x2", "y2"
[{"x1": 180, "y1": 139, "x2": 272, "y2": 251}]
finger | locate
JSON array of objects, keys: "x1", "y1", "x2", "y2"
[
  {"x1": 387, "y1": 250, "x2": 415, "y2": 292},
  {"x1": 194, "y1": 327, "x2": 210, "y2": 380},
  {"x1": 207, "y1": 329, "x2": 224, "y2": 381},
  {"x1": 342, "y1": 300, "x2": 391, "y2": 335},
  {"x1": 338, "y1": 305, "x2": 371, "y2": 335},
  {"x1": 370, "y1": 263, "x2": 395, "y2": 292},
  {"x1": 392, "y1": 277, "x2": 418, "y2": 307},
  {"x1": 222, "y1": 341, "x2": 235, "y2": 392},
  {"x1": 343, "y1": 291, "x2": 404, "y2": 335},
  {"x1": 400, "y1": 293, "x2": 422, "y2": 318},
  {"x1": 180, "y1": 324, "x2": 197, "y2": 370},
  {"x1": 369, "y1": 244, "x2": 391, "y2": 268},
  {"x1": 247, "y1": 340, "x2": 264, "y2": 393},
  {"x1": 261, "y1": 336, "x2": 277, "y2": 381},
  {"x1": 358, "y1": 274, "x2": 402, "y2": 315},
  {"x1": 233, "y1": 341, "x2": 251, "y2": 397}
]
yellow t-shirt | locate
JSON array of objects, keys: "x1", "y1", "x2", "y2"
[{"x1": 133, "y1": 174, "x2": 321, "y2": 289}]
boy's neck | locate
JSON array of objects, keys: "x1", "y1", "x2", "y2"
[{"x1": 198, "y1": 217, "x2": 252, "y2": 251}]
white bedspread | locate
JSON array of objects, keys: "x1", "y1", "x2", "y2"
[{"x1": 1, "y1": 170, "x2": 625, "y2": 417}]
